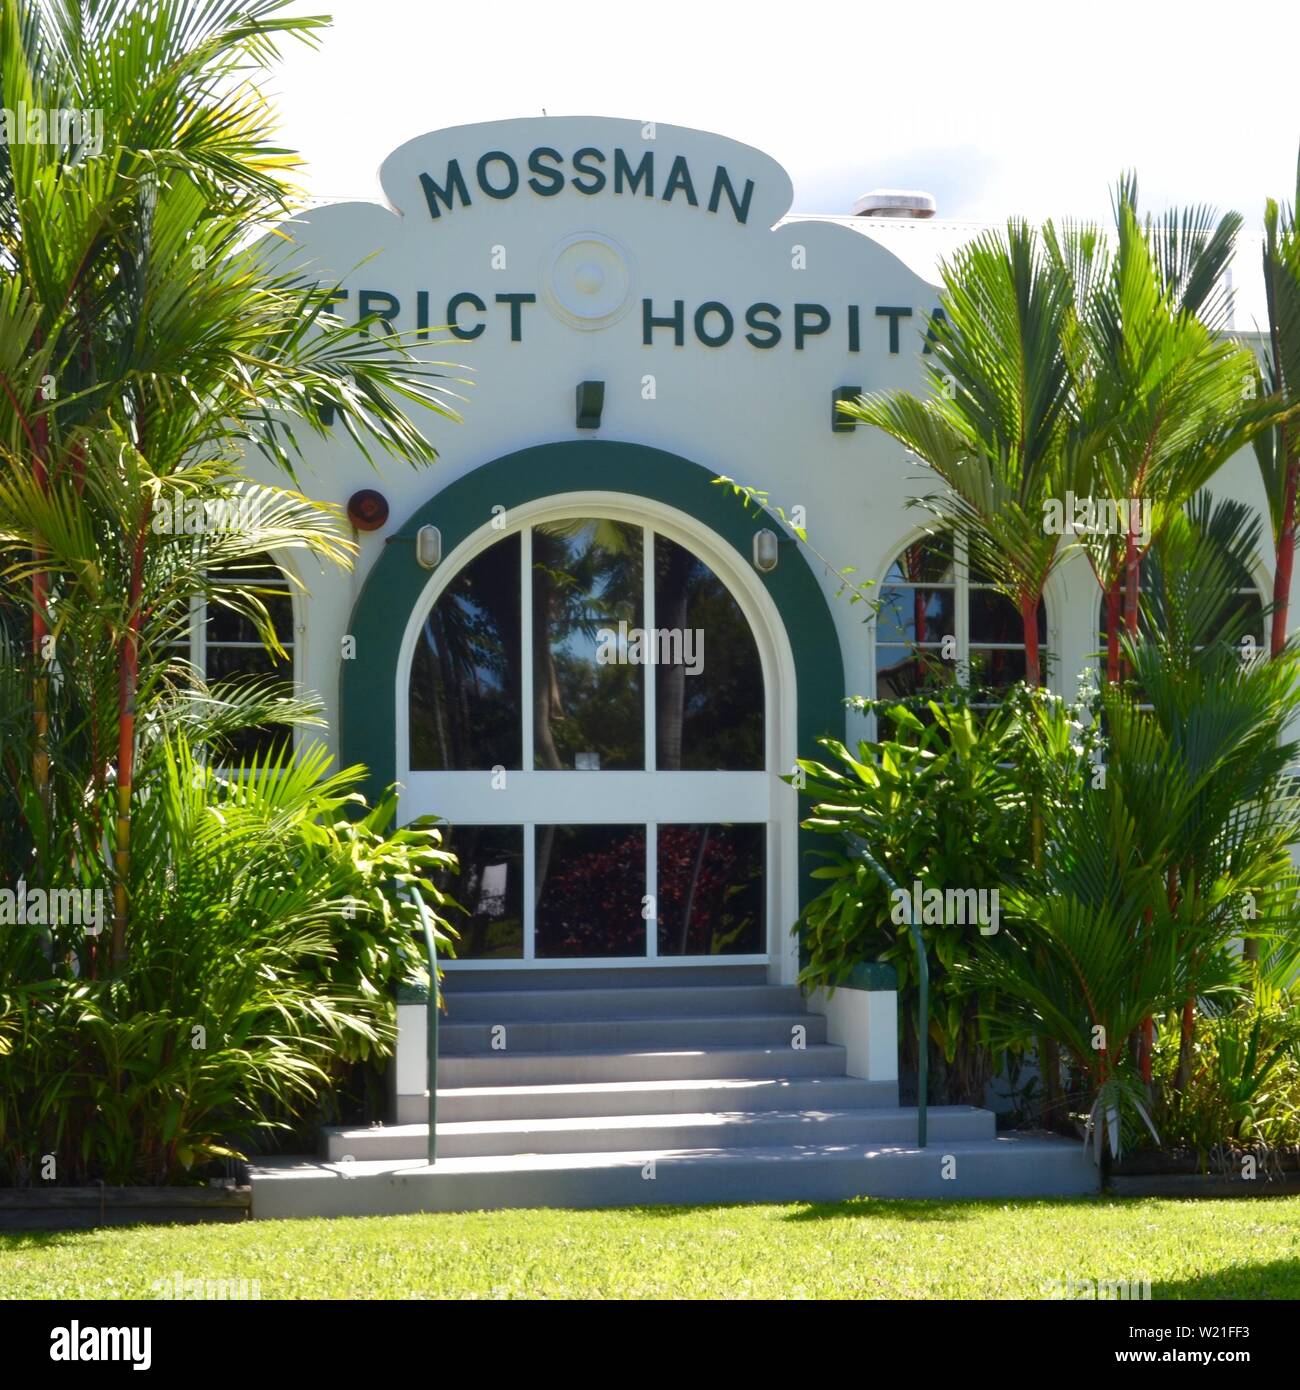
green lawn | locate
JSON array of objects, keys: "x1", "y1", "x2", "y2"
[{"x1": 5, "y1": 1196, "x2": 1300, "y2": 1299}]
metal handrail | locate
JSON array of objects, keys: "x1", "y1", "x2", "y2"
[
  {"x1": 411, "y1": 892, "x2": 439, "y2": 1166},
  {"x1": 846, "y1": 836, "x2": 928, "y2": 1148}
]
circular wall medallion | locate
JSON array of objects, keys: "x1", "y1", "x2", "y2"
[{"x1": 542, "y1": 232, "x2": 637, "y2": 331}]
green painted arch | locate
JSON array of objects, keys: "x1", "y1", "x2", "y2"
[{"x1": 339, "y1": 439, "x2": 846, "y2": 910}]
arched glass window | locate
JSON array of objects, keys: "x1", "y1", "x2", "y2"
[
  {"x1": 875, "y1": 530, "x2": 1046, "y2": 706},
  {"x1": 1096, "y1": 571, "x2": 1265, "y2": 661},
  {"x1": 407, "y1": 517, "x2": 768, "y2": 961}
]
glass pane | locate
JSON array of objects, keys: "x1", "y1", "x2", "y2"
[
  {"x1": 206, "y1": 588, "x2": 294, "y2": 645},
  {"x1": 884, "y1": 534, "x2": 955, "y2": 584},
  {"x1": 657, "y1": 823, "x2": 764, "y2": 955},
  {"x1": 968, "y1": 589, "x2": 1047, "y2": 644},
  {"x1": 203, "y1": 644, "x2": 294, "y2": 764},
  {"x1": 410, "y1": 533, "x2": 522, "y2": 770},
  {"x1": 205, "y1": 644, "x2": 290, "y2": 684},
  {"x1": 969, "y1": 646, "x2": 1027, "y2": 692},
  {"x1": 875, "y1": 647, "x2": 957, "y2": 701},
  {"x1": 653, "y1": 534, "x2": 763, "y2": 770},
  {"x1": 877, "y1": 586, "x2": 956, "y2": 646},
  {"x1": 534, "y1": 824, "x2": 647, "y2": 957},
  {"x1": 533, "y1": 519, "x2": 643, "y2": 771},
  {"x1": 432, "y1": 825, "x2": 523, "y2": 960}
]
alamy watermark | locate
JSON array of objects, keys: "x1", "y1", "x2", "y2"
[
  {"x1": 1042, "y1": 492, "x2": 1152, "y2": 544},
  {"x1": 151, "y1": 492, "x2": 265, "y2": 535},
  {"x1": 152, "y1": 1272, "x2": 261, "y2": 1300},
  {"x1": 1, "y1": 102, "x2": 104, "y2": 159},
  {"x1": 596, "y1": 622, "x2": 704, "y2": 676},
  {"x1": 0, "y1": 882, "x2": 104, "y2": 933},
  {"x1": 1043, "y1": 1273, "x2": 1151, "y2": 1300},
  {"x1": 889, "y1": 880, "x2": 1000, "y2": 935}
]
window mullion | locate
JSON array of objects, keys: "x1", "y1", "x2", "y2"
[{"x1": 645, "y1": 822, "x2": 657, "y2": 960}]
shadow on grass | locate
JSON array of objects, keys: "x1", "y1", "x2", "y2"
[
  {"x1": 1152, "y1": 1258, "x2": 1300, "y2": 1300},
  {"x1": 780, "y1": 1194, "x2": 1105, "y2": 1223},
  {"x1": 0, "y1": 1217, "x2": 224, "y2": 1248}
]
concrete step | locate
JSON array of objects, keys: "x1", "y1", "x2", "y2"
[
  {"x1": 438, "y1": 1042, "x2": 849, "y2": 1088},
  {"x1": 406, "y1": 1074, "x2": 898, "y2": 1124},
  {"x1": 439, "y1": 1012, "x2": 827, "y2": 1055},
  {"x1": 442, "y1": 964, "x2": 769, "y2": 993},
  {"x1": 249, "y1": 1136, "x2": 1099, "y2": 1218},
  {"x1": 323, "y1": 1106, "x2": 994, "y2": 1160},
  {"x1": 443, "y1": 984, "x2": 805, "y2": 1022}
]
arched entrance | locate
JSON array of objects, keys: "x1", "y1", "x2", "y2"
[{"x1": 339, "y1": 442, "x2": 845, "y2": 982}]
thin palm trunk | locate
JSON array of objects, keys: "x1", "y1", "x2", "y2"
[
  {"x1": 111, "y1": 519, "x2": 148, "y2": 967},
  {"x1": 1020, "y1": 593, "x2": 1041, "y2": 688},
  {"x1": 1105, "y1": 575, "x2": 1122, "y2": 684}
]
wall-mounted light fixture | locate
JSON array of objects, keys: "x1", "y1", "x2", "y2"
[
  {"x1": 416, "y1": 524, "x2": 442, "y2": 570},
  {"x1": 752, "y1": 528, "x2": 780, "y2": 573},
  {"x1": 576, "y1": 379, "x2": 605, "y2": 430},
  {"x1": 832, "y1": 386, "x2": 862, "y2": 433}
]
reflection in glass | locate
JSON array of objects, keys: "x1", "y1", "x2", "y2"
[
  {"x1": 534, "y1": 824, "x2": 647, "y2": 957},
  {"x1": 876, "y1": 586, "x2": 956, "y2": 646},
  {"x1": 657, "y1": 823, "x2": 764, "y2": 954},
  {"x1": 874, "y1": 647, "x2": 956, "y2": 702},
  {"x1": 532, "y1": 520, "x2": 643, "y2": 771},
  {"x1": 409, "y1": 533, "x2": 522, "y2": 770},
  {"x1": 429, "y1": 825, "x2": 524, "y2": 959},
  {"x1": 654, "y1": 535, "x2": 762, "y2": 770},
  {"x1": 968, "y1": 588, "x2": 1045, "y2": 645},
  {"x1": 969, "y1": 647, "x2": 1027, "y2": 694},
  {"x1": 884, "y1": 534, "x2": 955, "y2": 585}
]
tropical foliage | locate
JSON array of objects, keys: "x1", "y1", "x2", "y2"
[
  {"x1": 0, "y1": 0, "x2": 462, "y2": 1183},
  {"x1": 810, "y1": 165, "x2": 1300, "y2": 1160},
  {"x1": 0, "y1": 736, "x2": 456, "y2": 1184},
  {"x1": 796, "y1": 694, "x2": 1041, "y2": 1106}
]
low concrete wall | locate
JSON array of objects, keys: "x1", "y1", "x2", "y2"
[
  {"x1": 392, "y1": 999, "x2": 427, "y2": 1117},
  {"x1": 805, "y1": 962, "x2": 899, "y2": 1088}
]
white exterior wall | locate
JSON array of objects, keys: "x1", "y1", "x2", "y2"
[{"x1": 243, "y1": 115, "x2": 1294, "y2": 888}]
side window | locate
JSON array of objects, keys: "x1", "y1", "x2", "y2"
[
  {"x1": 190, "y1": 554, "x2": 297, "y2": 764},
  {"x1": 875, "y1": 530, "x2": 1046, "y2": 707}
]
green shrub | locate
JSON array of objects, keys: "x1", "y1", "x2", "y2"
[
  {"x1": 796, "y1": 693, "x2": 1038, "y2": 1105},
  {"x1": 1149, "y1": 1001, "x2": 1300, "y2": 1165},
  {"x1": 0, "y1": 736, "x2": 456, "y2": 1186}
]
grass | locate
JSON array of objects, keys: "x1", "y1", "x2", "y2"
[{"x1": 4, "y1": 1195, "x2": 1300, "y2": 1299}]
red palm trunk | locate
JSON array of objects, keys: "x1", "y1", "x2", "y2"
[
  {"x1": 1021, "y1": 593, "x2": 1041, "y2": 688},
  {"x1": 1271, "y1": 448, "x2": 1296, "y2": 658},
  {"x1": 1105, "y1": 577, "x2": 1122, "y2": 684}
]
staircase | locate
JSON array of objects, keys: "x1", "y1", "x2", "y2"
[{"x1": 248, "y1": 966, "x2": 1096, "y2": 1218}]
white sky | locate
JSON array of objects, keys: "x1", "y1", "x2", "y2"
[{"x1": 270, "y1": 0, "x2": 1300, "y2": 228}]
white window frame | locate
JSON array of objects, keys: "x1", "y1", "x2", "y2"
[
  {"x1": 396, "y1": 491, "x2": 800, "y2": 977},
  {"x1": 873, "y1": 527, "x2": 1052, "y2": 723}
]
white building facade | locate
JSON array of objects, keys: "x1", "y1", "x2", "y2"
[{"x1": 246, "y1": 116, "x2": 1278, "y2": 986}]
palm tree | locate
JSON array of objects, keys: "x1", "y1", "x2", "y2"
[
  {"x1": 971, "y1": 495, "x2": 1300, "y2": 1156},
  {"x1": 1251, "y1": 151, "x2": 1300, "y2": 658},
  {"x1": 1048, "y1": 179, "x2": 1263, "y2": 682},
  {"x1": 845, "y1": 221, "x2": 1074, "y2": 689},
  {"x1": 0, "y1": 0, "x2": 463, "y2": 969}
]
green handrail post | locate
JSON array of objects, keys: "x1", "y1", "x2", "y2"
[
  {"x1": 412, "y1": 892, "x2": 439, "y2": 1166},
  {"x1": 846, "y1": 836, "x2": 927, "y2": 1148}
]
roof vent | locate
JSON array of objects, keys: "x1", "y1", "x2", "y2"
[{"x1": 852, "y1": 188, "x2": 937, "y2": 219}]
